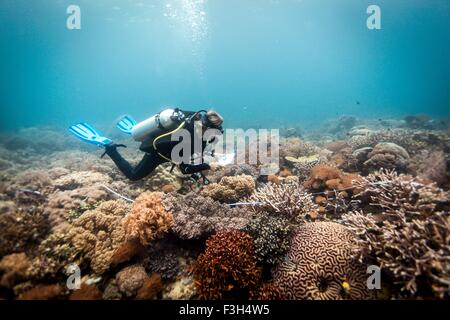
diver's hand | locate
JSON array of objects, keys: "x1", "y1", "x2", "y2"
[{"x1": 101, "y1": 143, "x2": 127, "y2": 158}]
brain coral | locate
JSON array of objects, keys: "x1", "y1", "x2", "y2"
[
  {"x1": 193, "y1": 229, "x2": 262, "y2": 300},
  {"x1": 69, "y1": 200, "x2": 131, "y2": 274},
  {"x1": 200, "y1": 174, "x2": 255, "y2": 203},
  {"x1": 273, "y1": 222, "x2": 372, "y2": 300},
  {"x1": 122, "y1": 192, "x2": 173, "y2": 246},
  {"x1": 162, "y1": 193, "x2": 252, "y2": 239}
]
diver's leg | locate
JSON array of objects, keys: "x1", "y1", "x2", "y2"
[{"x1": 104, "y1": 145, "x2": 165, "y2": 181}]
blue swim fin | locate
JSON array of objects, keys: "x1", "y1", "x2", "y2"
[
  {"x1": 116, "y1": 115, "x2": 136, "y2": 135},
  {"x1": 69, "y1": 122, "x2": 112, "y2": 146}
]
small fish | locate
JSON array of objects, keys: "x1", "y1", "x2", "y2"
[
  {"x1": 356, "y1": 101, "x2": 361, "y2": 105},
  {"x1": 342, "y1": 281, "x2": 351, "y2": 294}
]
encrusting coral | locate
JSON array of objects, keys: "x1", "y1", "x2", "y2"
[
  {"x1": 162, "y1": 193, "x2": 252, "y2": 239},
  {"x1": 69, "y1": 200, "x2": 131, "y2": 274},
  {"x1": 193, "y1": 229, "x2": 264, "y2": 300},
  {"x1": 200, "y1": 174, "x2": 255, "y2": 203},
  {"x1": 342, "y1": 169, "x2": 450, "y2": 298},
  {"x1": 273, "y1": 222, "x2": 372, "y2": 300},
  {"x1": 122, "y1": 192, "x2": 173, "y2": 246}
]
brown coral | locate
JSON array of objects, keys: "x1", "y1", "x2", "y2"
[
  {"x1": 116, "y1": 264, "x2": 148, "y2": 298},
  {"x1": 122, "y1": 192, "x2": 173, "y2": 246},
  {"x1": 69, "y1": 283, "x2": 103, "y2": 300},
  {"x1": 200, "y1": 175, "x2": 255, "y2": 203},
  {"x1": 69, "y1": 200, "x2": 131, "y2": 274},
  {"x1": 18, "y1": 284, "x2": 63, "y2": 300},
  {"x1": 136, "y1": 273, "x2": 163, "y2": 300},
  {"x1": 194, "y1": 229, "x2": 262, "y2": 300},
  {"x1": 0, "y1": 252, "x2": 31, "y2": 288},
  {"x1": 273, "y1": 222, "x2": 372, "y2": 300}
]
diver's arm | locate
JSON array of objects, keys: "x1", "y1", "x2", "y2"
[
  {"x1": 104, "y1": 144, "x2": 163, "y2": 181},
  {"x1": 179, "y1": 162, "x2": 210, "y2": 174}
]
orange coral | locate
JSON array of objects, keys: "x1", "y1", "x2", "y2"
[
  {"x1": 136, "y1": 273, "x2": 163, "y2": 300},
  {"x1": 267, "y1": 175, "x2": 280, "y2": 184},
  {"x1": 122, "y1": 192, "x2": 173, "y2": 246},
  {"x1": 194, "y1": 229, "x2": 262, "y2": 300},
  {"x1": 69, "y1": 284, "x2": 103, "y2": 300},
  {"x1": 18, "y1": 284, "x2": 63, "y2": 300},
  {"x1": 162, "y1": 184, "x2": 176, "y2": 193}
]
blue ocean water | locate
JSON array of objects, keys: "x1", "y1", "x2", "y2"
[{"x1": 0, "y1": 0, "x2": 449, "y2": 131}]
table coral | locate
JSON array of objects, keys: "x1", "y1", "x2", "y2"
[
  {"x1": 122, "y1": 192, "x2": 173, "y2": 246},
  {"x1": 193, "y1": 229, "x2": 262, "y2": 300},
  {"x1": 273, "y1": 222, "x2": 372, "y2": 300},
  {"x1": 69, "y1": 200, "x2": 131, "y2": 274},
  {"x1": 162, "y1": 193, "x2": 252, "y2": 239},
  {"x1": 200, "y1": 174, "x2": 255, "y2": 203}
]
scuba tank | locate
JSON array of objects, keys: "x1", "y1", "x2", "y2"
[{"x1": 131, "y1": 108, "x2": 186, "y2": 142}]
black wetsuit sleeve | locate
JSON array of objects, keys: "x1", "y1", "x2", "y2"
[
  {"x1": 104, "y1": 145, "x2": 165, "y2": 181},
  {"x1": 179, "y1": 163, "x2": 210, "y2": 174}
]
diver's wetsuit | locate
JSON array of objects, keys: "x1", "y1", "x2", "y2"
[{"x1": 104, "y1": 110, "x2": 213, "y2": 181}]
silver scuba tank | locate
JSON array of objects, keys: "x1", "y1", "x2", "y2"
[{"x1": 131, "y1": 108, "x2": 184, "y2": 142}]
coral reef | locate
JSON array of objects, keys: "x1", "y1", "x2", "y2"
[
  {"x1": 193, "y1": 229, "x2": 262, "y2": 300},
  {"x1": 162, "y1": 193, "x2": 252, "y2": 239},
  {"x1": 69, "y1": 200, "x2": 131, "y2": 274},
  {"x1": 68, "y1": 284, "x2": 103, "y2": 300},
  {"x1": 342, "y1": 170, "x2": 450, "y2": 298},
  {"x1": 200, "y1": 174, "x2": 255, "y2": 203},
  {"x1": 122, "y1": 192, "x2": 173, "y2": 246},
  {"x1": 273, "y1": 222, "x2": 372, "y2": 299}
]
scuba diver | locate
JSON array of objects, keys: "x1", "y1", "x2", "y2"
[{"x1": 68, "y1": 108, "x2": 224, "y2": 184}]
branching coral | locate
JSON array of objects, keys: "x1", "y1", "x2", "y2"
[
  {"x1": 244, "y1": 212, "x2": 293, "y2": 265},
  {"x1": 122, "y1": 192, "x2": 173, "y2": 246},
  {"x1": 162, "y1": 193, "x2": 252, "y2": 239},
  {"x1": 342, "y1": 169, "x2": 450, "y2": 298},
  {"x1": 273, "y1": 222, "x2": 372, "y2": 300},
  {"x1": 200, "y1": 175, "x2": 255, "y2": 203},
  {"x1": 69, "y1": 200, "x2": 131, "y2": 274},
  {"x1": 247, "y1": 180, "x2": 319, "y2": 222},
  {"x1": 193, "y1": 229, "x2": 262, "y2": 300}
]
